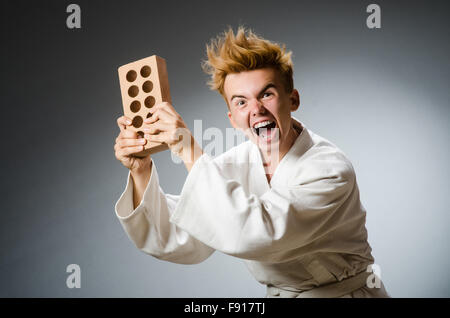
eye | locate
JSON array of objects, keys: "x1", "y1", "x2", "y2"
[
  {"x1": 262, "y1": 92, "x2": 273, "y2": 98},
  {"x1": 236, "y1": 99, "x2": 246, "y2": 107}
]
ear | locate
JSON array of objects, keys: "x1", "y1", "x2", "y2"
[
  {"x1": 227, "y1": 111, "x2": 237, "y2": 128},
  {"x1": 289, "y1": 89, "x2": 300, "y2": 112}
]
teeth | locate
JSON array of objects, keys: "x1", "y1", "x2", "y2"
[{"x1": 253, "y1": 120, "x2": 273, "y2": 129}]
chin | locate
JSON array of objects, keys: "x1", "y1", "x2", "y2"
[{"x1": 251, "y1": 128, "x2": 282, "y2": 153}]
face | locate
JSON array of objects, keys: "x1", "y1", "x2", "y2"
[{"x1": 224, "y1": 67, "x2": 300, "y2": 153}]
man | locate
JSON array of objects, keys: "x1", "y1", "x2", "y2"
[{"x1": 113, "y1": 27, "x2": 390, "y2": 298}]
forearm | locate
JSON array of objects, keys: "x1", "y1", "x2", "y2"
[
  {"x1": 181, "y1": 137, "x2": 204, "y2": 173},
  {"x1": 130, "y1": 160, "x2": 152, "y2": 209}
]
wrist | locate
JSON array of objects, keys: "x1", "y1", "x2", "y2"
[
  {"x1": 130, "y1": 160, "x2": 152, "y2": 177},
  {"x1": 180, "y1": 139, "x2": 203, "y2": 172}
]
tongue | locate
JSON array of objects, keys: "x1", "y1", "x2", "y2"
[{"x1": 259, "y1": 127, "x2": 272, "y2": 139}]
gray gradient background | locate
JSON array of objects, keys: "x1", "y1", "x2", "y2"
[{"x1": 1, "y1": 0, "x2": 449, "y2": 297}]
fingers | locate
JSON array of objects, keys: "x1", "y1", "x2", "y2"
[
  {"x1": 115, "y1": 129, "x2": 138, "y2": 146},
  {"x1": 144, "y1": 102, "x2": 181, "y2": 123},
  {"x1": 144, "y1": 132, "x2": 179, "y2": 144},
  {"x1": 114, "y1": 137, "x2": 146, "y2": 160},
  {"x1": 114, "y1": 143, "x2": 145, "y2": 160},
  {"x1": 120, "y1": 129, "x2": 140, "y2": 139},
  {"x1": 120, "y1": 145, "x2": 145, "y2": 157},
  {"x1": 142, "y1": 121, "x2": 173, "y2": 135},
  {"x1": 115, "y1": 116, "x2": 150, "y2": 160},
  {"x1": 116, "y1": 138, "x2": 147, "y2": 149},
  {"x1": 144, "y1": 129, "x2": 190, "y2": 145},
  {"x1": 115, "y1": 126, "x2": 146, "y2": 154},
  {"x1": 117, "y1": 116, "x2": 132, "y2": 132},
  {"x1": 115, "y1": 102, "x2": 184, "y2": 159},
  {"x1": 141, "y1": 121, "x2": 189, "y2": 145},
  {"x1": 144, "y1": 107, "x2": 174, "y2": 124},
  {"x1": 152, "y1": 102, "x2": 178, "y2": 116}
]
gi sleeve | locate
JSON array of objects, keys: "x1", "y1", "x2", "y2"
[
  {"x1": 114, "y1": 159, "x2": 215, "y2": 264},
  {"x1": 169, "y1": 153, "x2": 356, "y2": 263}
]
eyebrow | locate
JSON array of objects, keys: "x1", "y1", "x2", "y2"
[{"x1": 230, "y1": 83, "x2": 277, "y2": 102}]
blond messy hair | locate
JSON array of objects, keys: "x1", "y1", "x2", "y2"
[{"x1": 202, "y1": 26, "x2": 294, "y2": 100}]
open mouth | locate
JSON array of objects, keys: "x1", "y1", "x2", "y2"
[{"x1": 252, "y1": 120, "x2": 278, "y2": 142}]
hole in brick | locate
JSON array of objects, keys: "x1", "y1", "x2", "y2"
[
  {"x1": 142, "y1": 81, "x2": 153, "y2": 93},
  {"x1": 146, "y1": 112, "x2": 152, "y2": 118},
  {"x1": 132, "y1": 116, "x2": 143, "y2": 128},
  {"x1": 137, "y1": 131, "x2": 144, "y2": 138},
  {"x1": 128, "y1": 85, "x2": 139, "y2": 98},
  {"x1": 126, "y1": 70, "x2": 137, "y2": 82},
  {"x1": 130, "y1": 100, "x2": 141, "y2": 113},
  {"x1": 145, "y1": 96, "x2": 155, "y2": 108},
  {"x1": 140, "y1": 66, "x2": 151, "y2": 78}
]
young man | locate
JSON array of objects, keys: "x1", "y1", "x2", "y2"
[{"x1": 114, "y1": 27, "x2": 390, "y2": 298}]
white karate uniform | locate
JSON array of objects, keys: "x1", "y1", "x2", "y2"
[{"x1": 115, "y1": 118, "x2": 390, "y2": 298}]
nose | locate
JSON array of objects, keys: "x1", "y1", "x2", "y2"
[{"x1": 250, "y1": 98, "x2": 266, "y2": 116}]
